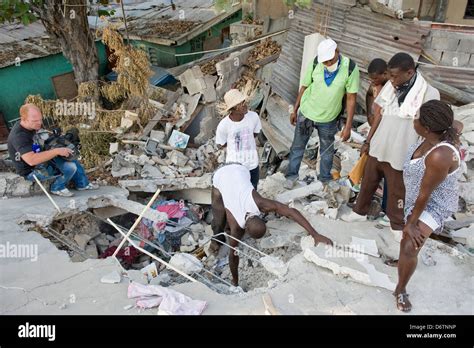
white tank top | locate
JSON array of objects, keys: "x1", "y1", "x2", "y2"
[{"x1": 212, "y1": 164, "x2": 261, "y2": 229}]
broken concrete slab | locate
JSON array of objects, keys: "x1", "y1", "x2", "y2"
[
  {"x1": 202, "y1": 75, "x2": 218, "y2": 103},
  {"x1": 275, "y1": 181, "x2": 324, "y2": 204},
  {"x1": 140, "y1": 164, "x2": 164, "y2": 179},
  {"x1": 74, "y1": 234, "x2": 92, "y2": 250},
  {"x1": 304, "y1": 244, "x2": 370, "y2": 285},
  {"x1": 166, "y1": 188, "x2": 212, "y2": 205},
  {"x1": 169, "y1": 253, "x2": 203, "y2": 275},
  {"x1": 168, "y1": 150, "x2": 189, "y2": 167},
  {"x1": 349, "y1": 237, "x2": 380, "y2": 258},
  {"x1": 356, "y1": 256, "x2": 396, "y2": 292},
  {"x1": 118, "y1": 174, "x2": 212, "y2": 193},
  {"x1": 0, "y1": 172, "x2": 38, "y2": 198},
  {"x1": 111, "y1": 167, "x2": 135, "y2": 178},
  {"x1": 260, "y1": 255, "x2": 288, "y2": 278},
  {"x1": 451, "y1": 225, "x2": 474, "y2": 248},
  {"x1": 215, "y1": 46, "x2": 253, "y2": 98},
  {"x1": 178, "y1": 66, "x2": 206, "y2": 96},
  {"x1": 86, "y1": 195, "x2": 168, "y2": 223},
  {"x1": 304, "y1": 201, "x2": 329, "y2": 215},
  {"x1": 100, "y1": 270, "x2": 122, "y2": 284}
]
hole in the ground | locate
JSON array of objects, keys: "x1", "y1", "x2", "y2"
[{"x1": 28, "y1": 204, "x2": 300, "y2": 294}]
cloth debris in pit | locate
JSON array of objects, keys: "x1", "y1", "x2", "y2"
[
  {"x1": 127, "y1": 282, "x2": 207, "y2": 315},
  {"x1": 138, "y1": 200, "x2": 202, "y2": 251},
  {"x1": 99, "y1": 245, "x2": 140, "y2": 267}
]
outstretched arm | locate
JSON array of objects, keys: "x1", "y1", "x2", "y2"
[{"x1": 253, "y1": 191, "x2": 333, "y2": 246}]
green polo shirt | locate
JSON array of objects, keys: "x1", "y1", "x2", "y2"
[{"x1": 299, "y1": 55, "x2": 359, "y2": 123}]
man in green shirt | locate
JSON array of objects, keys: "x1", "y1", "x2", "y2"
[{"x1": 284, "y1": 39, "x2": 359, "y2": 188}]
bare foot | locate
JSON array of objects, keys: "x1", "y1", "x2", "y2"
[{"x1": 394, "y1": 292, "x2": 412, "y2": 312}]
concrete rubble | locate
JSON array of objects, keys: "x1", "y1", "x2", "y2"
[{"x1": 0, "y1": 18, "x2": 472, "y2": 318}]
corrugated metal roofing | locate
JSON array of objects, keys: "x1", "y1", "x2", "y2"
[
  {"x1": 0, "y1": 22, "x2": 61, "y2": 69},
  {"x1": 90, "y1": 0, "x2": 242, "y2": 46},
  {"x1": 271, "y1": 0, "x2": 432, "y2": 106}
]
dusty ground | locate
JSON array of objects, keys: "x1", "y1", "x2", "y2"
[{"x1": 0, "y1": 186, "x2": 472, "y2": 315}]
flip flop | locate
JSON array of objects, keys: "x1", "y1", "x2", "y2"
[{"x1": 394, "y1": 292, "x2": 412, "y2": 312}]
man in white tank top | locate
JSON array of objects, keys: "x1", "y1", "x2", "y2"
[{"x1": 211, "y1": 164, "x2": 333, "y2": 286}]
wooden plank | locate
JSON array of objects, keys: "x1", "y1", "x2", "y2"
[
  {"x1": 140, "y1": 110, "x2": 163, "y2": 140},
  {"x1": 262, "y1": 294, "x2": 280, "y2": 315}
]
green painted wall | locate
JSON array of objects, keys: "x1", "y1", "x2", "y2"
[
  {"x1": 0, "y1": 42, "x2": 108, "y2": 127},
  {"x1": 132, "y1": 9, "x2": 243, "y2": 68}
]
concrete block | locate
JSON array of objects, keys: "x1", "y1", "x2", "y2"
[
  {"x1": 169, "y1": 253, "x2": 203, "y2": 275},
  {"x1": 458, "y1": 38, "x2": 474, "y2": 54},
  {"x1": 111, "y1": 167, "x2": 135, "y2": 178},
  {"x1": 275, "y1": 181, "x2": 324, "y2": 204},
  {"x1": 109, "y1": 142, "x2": 119, "y2": 155},
  {"x1": 431, "y1": 37, "x2": 459, "y2": 51},
  {"x1": 140, "y1": 164, "x2": 164, "y2": 179},
  {"x1": 178, "y1": 66, "x2": 206, "y2": 96},
  {"x1": 168, "y1": 150, "x2": 189, "y2": 167},
  {"x1": 202, "y1": 75, "x2": 218, "y2": 103},
  {"x1": 423, "y1": 48, "x2": 443, "y2": 63},
  {"x1": 300, "y1": 235, "x2": 315, "y2": 251},
  {"x1": 440, "y1": 51, "x2": 471, "y2": 67},
  {"x1": 349, "y1": 237, "x2": 380, "y2": 257},
  {"x1": 74, "y1": 234, "x2": 92, "y2": 250},
  {"x1": 150, "y1": 130, "x2": 166, "y2": 143}
]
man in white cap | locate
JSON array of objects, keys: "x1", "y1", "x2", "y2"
[
  {"x1": 216, "y1": 89, "x2": 262, "y2": 189},
  {"x1": 285, "y1": 38, "x2": 359, "y2": 188}
]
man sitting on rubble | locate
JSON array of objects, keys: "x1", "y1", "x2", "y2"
[
  {"x1": 284, "y1": 38, "x2": 359, "y2": 189},
  {"x1": 7, "y1": 103, "x2": 98, "y2": 197},
  {"x1": 341, "y1": 53, "x2": 440, "y2": 240},
  {"x1": 210, "y1": 163, "x2": 333, "y2": 286}
]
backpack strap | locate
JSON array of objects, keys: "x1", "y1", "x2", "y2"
[{"x1": 311, "y1": 56, "x2": 356, "y2": 81}]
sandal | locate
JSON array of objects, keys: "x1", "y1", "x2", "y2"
[{"x1": 393, "y1": 292, "x2": 412, "y2": 312}]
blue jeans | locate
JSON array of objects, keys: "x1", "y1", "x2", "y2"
[
  {"x1": 26, "y1": 158, "x2": 89, "y2": 192},
  {"x1": 286, "y1": 110, "x2": 338, "y2": 183},
  {"x1": 249, "y1": 166, "x2": 259, "y2": 190}
]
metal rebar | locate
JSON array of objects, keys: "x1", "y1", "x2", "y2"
[{"x1": 224, "y1": 232, "x2": 269, "y2": 257}]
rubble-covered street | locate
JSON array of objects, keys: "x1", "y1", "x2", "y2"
[{"x1": 0, "y1": 0, "x2": 473, "y2": 326}]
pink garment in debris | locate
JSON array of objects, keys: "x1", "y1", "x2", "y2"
[{"x1": 127, "y1": 282, "x2": 207, "y2": 315}]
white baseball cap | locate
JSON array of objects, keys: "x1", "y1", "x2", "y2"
[{"x1": 317, "y1": 38, "x2": 338, "y2": 63}]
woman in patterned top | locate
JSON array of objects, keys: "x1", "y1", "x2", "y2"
[{"x1": 394, "y1": 100, "x2": 462, "y2": 312}]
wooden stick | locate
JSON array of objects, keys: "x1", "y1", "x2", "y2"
[
  {"x1": 112, "y1": 188, "x2": 161, "y2": 258},
  {"x1": 32, "y1": 174, "x2": 61, "y2": 213},
  {"x1": 107, "y1": 219, "x2": 197, "y2": 283},
  {"x1": 262, "y1": 293, "x2": 280, "y2": 315}
]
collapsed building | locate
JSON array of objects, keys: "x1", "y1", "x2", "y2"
[{"x1": 0, "y1": 0, "x2": 473, "y2": 315}]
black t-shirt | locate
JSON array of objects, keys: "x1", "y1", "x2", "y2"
[{"x1": 7, "y1": 122, "x2": 36, "y2": 176}]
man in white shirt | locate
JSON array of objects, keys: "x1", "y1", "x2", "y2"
[
  {"x1": 211, "y1": 163, "x2": 333, "y2": 286},
  {"x1": 216, "y1": 89, "x2": 262, "y2": 189},
  {"x1": 342, "y1": 53, "x2": 440, "y2": 237}
]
